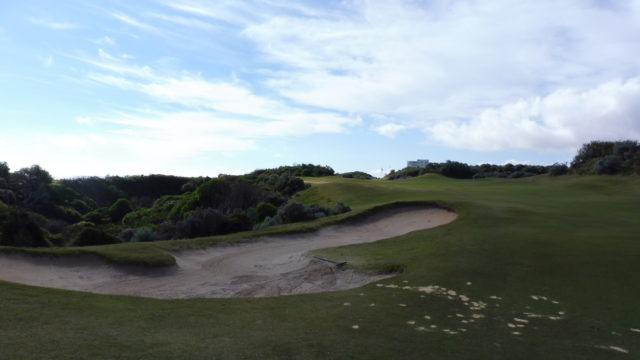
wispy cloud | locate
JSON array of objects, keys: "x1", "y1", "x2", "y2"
[
  {"x1": 74, "y1": 48, "x2": 359, "y2": 160},
  {"x1": 40, "y1": 55, "x2": 54, "y2": 68},
  {"x1": 239, "y1": 0, "x2": 640, "y2": 149},
  {"x1": 430, "y1": 77, "x2": 640, "y2": 152},
  {"x1": 110, "y1": 12, "x2": 160, "y2": 33},
  {"x1": 28, "y1": 18, "x2": 79, "y2": 30},
  {"x1": 374, "y1": 123, "x2": 407, "y2": 138}
]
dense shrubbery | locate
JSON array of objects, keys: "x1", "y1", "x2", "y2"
[
  {"x1": 339, "y1": 171, "x2": 374, "y2": 180},
  {"x1": 0, "y1": 161, "x2": 354, "y2": 247},
  {"x1": 571, "y1": 140, "x2": 639, "y2": 175}
]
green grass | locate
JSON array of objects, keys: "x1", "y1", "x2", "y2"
[{"x1": 1, "y1": 174, "x2": 639, "y2": 359}]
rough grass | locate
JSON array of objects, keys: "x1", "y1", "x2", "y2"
[{"x1": 1, "y1": 174, "x2": 639, "y2": 359}]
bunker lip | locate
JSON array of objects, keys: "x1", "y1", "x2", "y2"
[{"x1": 0, "y1": 204, "x2": 457, "y2": 299}]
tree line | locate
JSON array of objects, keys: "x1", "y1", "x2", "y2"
[{"x1": 0, "y1": 164, "x2": 350, "y2": 248}]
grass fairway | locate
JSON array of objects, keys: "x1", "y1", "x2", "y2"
[{"x1": 1, "y1": 174, "x2": 639, "y2": 359}]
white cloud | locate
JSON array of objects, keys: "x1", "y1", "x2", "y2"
[
  {"x1": 238, "y1": 0, "x2": 640, "y2": 150},
  {"x1": 28, "y1": 18, "x2": 79, "y2": 30},
  {"x1": 374, "y1": 123, "x2": 407, "y2": 138},
  {"x1": 110, "y1": 12, "x2": 160, "y2": 33},
  {"x1": 50, "y1": 134, "x2": 88, "y2": 148},
  {"x1": 430, "y1": 77, "x2": 640, "y2": 152},
  {"x1": 94, "y1": 36, "x2": 117, "y2": 46}
]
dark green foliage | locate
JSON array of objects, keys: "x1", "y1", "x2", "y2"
[
  {"x1": 84, "y1": 207, "x2": 110, "y2": 224},
  {"x1": 71, "y1": 227, "x2": 121, "y2": 247},
  {"x1": 570, "y1": 140, "x2": 640, "y2": 175},
  {"x1": 107, "y1": 174, "x2": 192, "y2": 200},
  {"x1": 0, "y1": 161, "x2": 9, "y2": 180},
  {"x1": 59, "y1": 177, "x2": 124, "y2": 207},
  {"x1": 571, "y1": 141, "x2": 616, "y2": 169},
  {"x1": 277, "y1": 202, "x2": 308, "y2": 223},
  {"x1": 548, "y1": 163, "x2": 569, "y2": 176},
  {"x1": 69, "y1": 199, "x2": 91, "y2": 214},
  {"x1": 256, "y1": 201, "x2": 278, "y2": 221},
  {"x1": 175, "y1": 208, "x2": 230, "y2": 239},
  {"x1": 246, "y1": 164, "x2": 334, "y2": 179},
  {"x1": 0, "y1": 189, "x2": 16, "y2": 204},
  {"x1": 333, "y1": 201, "x2": 351, "y2": 214},
  {"x1": 122, "y1": 195, "x2": 183, "y2": 227},
  {"x1": 339, "y1": 171, "x2": 374, "y2": 180},
  {"x1": 108, "y1": 199, "x2": 133, "y2": 222},
  {"x1": 441, "y1": 161, "x2": 475, "y2": 179},
  {"x1": 131, "y1": 228, "x2": 157, "y2": 243},
  {"x1": 0, "y1": 205, "x2": 49, "y2": 247},
  {"x1": 593, "y1": 155, "x2": 622, "y2": 174}
]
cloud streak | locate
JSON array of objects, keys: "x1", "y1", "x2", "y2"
[{"x1": 28, "y1": 18, "x2": 79, "y2": 30}]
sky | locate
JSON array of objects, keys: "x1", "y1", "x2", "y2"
[{"x1": 1, "y1": 0, "x2": 640, "y2": 178}]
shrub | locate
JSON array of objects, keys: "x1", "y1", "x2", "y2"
[
  {"x1": 108, "y1": 198, "x2": 133, "y2": 222},
  {"x1": 332, "y1": 201, "x2": 352, "y2": 215},
  {"x1": 71, "y1": 227, "x2": 121, "y2": 247},
  {"x1": 256, "y1": 201, "x2": 278, "y2": 221},
  {"x1": 277, "y1": 202, "x2": 309, "y2": 223},
  {"x1": 254, "y1": 215, "x2": 278, "y2": 230},
  {"x1": 0, "y1": 207, "x2": 50, "y2": 247},
  {"x1": 441, "y1": 161, "x2": 475, "y2": 179},
  {"x1": 593, "y1": 155, "x2": 622, "y2": 175},
  {"x1": 549, "y1": 163, "x2": 569, "y2": 176},
  {"x1": 340, "y1": 171, "x2": 374, "y2": 180},
  {"x1": 131, "y1": 227, "x2": 157, "y2": 242},
  {"x1": 175, "y1": 208, "x2": 229, "y2": 239}
]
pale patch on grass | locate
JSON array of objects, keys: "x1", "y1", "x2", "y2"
[
  {"x1": 447, "y1": 290, "x2": 457, "y2": 296},
  {"x1": 514, "y1": 318, "x2": 529, "y2": 324},
  {"x1": 508, "y1": 323, "x2": 516, "y2": 328},
  {"x1": 430, "y1": 325, "x2": 437, "y2": 329},
  {"x1": 398, "y1": 304, "x2": 407, "y2": 307},
  {"x1": 455, "y1": 314, "x2": 465, "y2": 318},
  {"x1": 609, "y1": 346, "x2": 628, "y2": 353},
  {"x1": 471, "y1": 314, "x2": 485, "y2": 319},
  {"x1": 423, "y1": 315, "x2": 431, "y2": 320},
  {"x1": 488, "y1": 295, "x2": 502, "y2": 300},
  {"x1": 369, "y1": 303, "x2": 376, "y2": 307},
  {"x1": 512, "y1": 332, "x2": 522, "y2": 336},
  {"x1": 459, "y1": 295, "x2": 470, "y2": 302},
  {"x1": 595, "y1": 345, "x2": 629, "y2": 354},
  {"x1": 352, "y1": 325, "x2": 359, "y2": 330},
  {"x1": 415, "y1": 326, "x2": 427, "y2": 331},
  {"x1": 466, "y1": 282, "x2": 472, "y2": 286},
  {"x1": 631, "y1": 328, "x2": 640, "y2": 333},
  {"x1": 343, "y1": 302, "x2": 351, "y2": 306},
  {"x1": 406, "y1": 320, "x2": 416, "y2": 325}
]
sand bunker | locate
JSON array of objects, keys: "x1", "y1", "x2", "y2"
[{"x1": 0, "y1": 205, "x2": 456, "y2": 299}]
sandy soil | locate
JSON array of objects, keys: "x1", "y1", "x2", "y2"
[{"x1": 0, "y1": 205, "x2": 457, "y2": 299}]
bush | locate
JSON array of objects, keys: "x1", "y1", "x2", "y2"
[
  {"x1": 549, "y1": 163, "x2": 569, "y2": 176},
  {"x1": 71, "y1": 227, "x2": 121, "y2": 247},
  {"x1": 256, "y1": 201, "x2": 278, "y2": 221},
  {"x1": 277, "y1": 202, "x2": 309, "y2": 223},
  {"x1": 131, "y1": 227, "x2": 157, "y2": 242},
  {"x1": 108, "y1": 198, "x2": 133, "y2": 222},
  {"x1": 175, "y1": 208, "x2": 229, "y2": 239},
  {"x1": 441, "y1": 161, "x2": 475, "y2": 179},
  {"x1": 593, "y1": 155, "x2": 622, "y2": 175},
  {"x1": 254, "y1": 215, "x2": 278, "y2": 230},
  {"x1": 0, "y1": 207, "x2": 50, "y2": 247},
  {"x1": 332, "y1": 201, "x2": 351, "y2": 215},
  {"x1": 340, "y1": 171, "x2": 374, "y2": 180}
]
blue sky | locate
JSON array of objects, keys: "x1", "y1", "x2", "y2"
[{"x1": 1, "y1": 0, "x2": 640, "y2": 178}]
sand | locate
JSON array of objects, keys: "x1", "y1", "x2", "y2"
[{"x1": 0, "y1": 205, "x2": 456, "y2": 299}]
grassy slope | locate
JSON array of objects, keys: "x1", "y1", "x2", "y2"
[{"x1": 1, "y1": 174, "x2": 639, "y2": 359}]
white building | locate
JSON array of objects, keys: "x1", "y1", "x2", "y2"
[{"x1": 407, "y1": 159, "x2": 429, "y2": 168}]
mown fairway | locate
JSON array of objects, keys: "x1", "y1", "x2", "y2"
[{"x1": 1, "y1": 174, "x2": 639, "y2": 359}]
